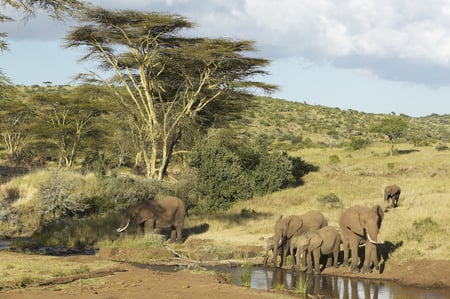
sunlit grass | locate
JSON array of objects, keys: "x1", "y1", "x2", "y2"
[
  {"x1": 187, "y1": 143, "x2": 450, "y2": 261},
  {"x1": 0, "y1": 251, "x2": 118, "y2": 289}
]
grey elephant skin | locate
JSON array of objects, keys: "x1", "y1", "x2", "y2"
[
  {"x1": 384, "y1": 184, "x2": 401, "y2": 210},
  {"x1": 117, "y1": 196, "x2": 186, "y2": 243},
  {"x1": 339, "y1": 205, "x2": 384, "y2": 274},
  {"x1": 272, "y1": 210, "x2": 328, "y2": 268},
  {"x1": 291, "y1": 225, "x2": 341, "y2": 274}
]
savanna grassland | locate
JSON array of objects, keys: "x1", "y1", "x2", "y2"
[
  {"x1": 0, "y1": 97, "x2": 449, "y2": 293},
  {"x1": 184, "y1": 142, "x2": 450, "y2": 263}
]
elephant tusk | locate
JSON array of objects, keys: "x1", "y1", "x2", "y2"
[
  {"x1": 116, "y1": 221, "x2": 130, "y2": 233},
  {"x1": 366, "y1": 233, "x2": 377, "y2": 244}
]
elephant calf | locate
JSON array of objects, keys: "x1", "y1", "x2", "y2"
[
  {"x1": 384, "y1": 184, "x2": 401, "y2": 211},
  {"x1": 263, "y1": 235, "x2": 283, "y2": 265},
  {"x1": 290, "y1": 226, "x2": 341, "y2": 274}
]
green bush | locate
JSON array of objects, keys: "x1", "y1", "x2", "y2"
[
  {"x1": 329, "y1": 155, "x2": 340, "y2": 165},
  {"x1": 435, "y1": 144, "x2": 449, "y2": 151},
  {"x1": 189, "y1": 131, "x2": 318, "y2": 212},
  {"x1": 251, "y1": 151, "x2": 292, "y2": 195},
  {"x1": 38, "y1": 172, "x2": 88, "y2": 221},
  {"x1": 190, "y1": 139, "x2": 253, "y2": 211},
  {"x1": 349, "y1": 136, "x2": 369, "y2": 150},
  {"x1": 397, "y1": 217, "x2": 440, "y2": 243},
  {"x1": 317, "y1": 193, "x2": 343, "y2": 209}
]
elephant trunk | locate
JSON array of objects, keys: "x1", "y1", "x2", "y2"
[{"x1": 117, "y1": 219, "x2": 130, "y2": 233}]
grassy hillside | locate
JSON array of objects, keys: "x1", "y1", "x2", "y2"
[
  {"x1": 187, "y1": 142, "x2": 450, "y2": 262},
  {"x1": 1, "y1": 95, "x2": 449, "y2": 264},
  {"x1": 228, "y1": 97, "x2": 449, "y2": 150}
]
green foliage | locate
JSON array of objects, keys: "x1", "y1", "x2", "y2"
[
  {"x1": 329, "y1": 154, "x2": 340, "y2": 165},
  {"x1": 190, "y1": 138, "x2": 252, "y2": 211},
  {"x1": 102, "y1": 175, "x2": 167, "y2": 205},
  {"x1": 387, "y1": 162, "x2": 395, "y2": 170},
  {"x1": 435, "y1": 143, "x2": 449, "y2": 151},
  {"x1": 189, "y1": 131, "x2": 318, "y2": 211},
  {"x1": 251, "y1": 151, "x2": 292, "y2": 195},
  {"x1": 397, "y1": 217, "x2": 440, "y2": 243},
  {"x1": 239, "y1": 262, "x2": 253, "y2": 288},
  {"x1": 317, "y1": 193, "x2": 343, "y2": 209},
  {"x1": 38, "y1": 172, "x2": 88, "y2": 221},
  {"x1": 349, "y1": 136, "x2": 369, "y2": 150}
]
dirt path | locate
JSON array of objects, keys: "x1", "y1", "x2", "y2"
[{"x1": 2, "y1": 254, "x2": 449, "y2": 299}]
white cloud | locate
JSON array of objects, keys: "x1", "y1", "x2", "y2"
[{"x1": 4, "y1": 0, "x2": 450, "y2": 85}]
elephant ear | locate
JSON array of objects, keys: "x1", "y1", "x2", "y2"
[
  {"x1": 134, "y1": 203, "x2": 153, "y2": 224},
  {"x1": 309, "y1": 233, "x2": 323, "y2": 250},
  {"x1": 355, "y1": 213, "x2": 366, "y2": 236},
  {"x1": 375, "y1": 205, "x2": 384, "y2": 226},
  {"x1": 287, "y1": 217, "x2": 303, "y2": 239}
]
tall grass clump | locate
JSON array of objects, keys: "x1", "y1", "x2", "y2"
[
  {"x1": 293, "y1": 275, "x2": 308, "y2": 294},
  {"x1": 239, "y1": 261, "x2": 253, "y2": 288}
]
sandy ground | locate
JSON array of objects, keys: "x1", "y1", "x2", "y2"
[{"x1": 1, "y1": 253, "x2": 449, "y2": 299}]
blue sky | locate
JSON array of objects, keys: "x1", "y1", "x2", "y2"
[{"x1": 1, "y1": 0, "x2": 450, "y2": 117}]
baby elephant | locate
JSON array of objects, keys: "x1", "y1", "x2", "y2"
[
  {"x1": 263, "y1": 235, "x2": 282, "y2": 265},
  {"x1": 384, "y1": 184, "x2": 401, "y2": 211},
  {"x1": 291, "y1": 226, "x2": 341, "y2": 274}
]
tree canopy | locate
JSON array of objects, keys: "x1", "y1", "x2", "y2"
[
  {"x1": 65, "y1": 8, "x2": 277, "y2": 179},
  {"x1": 370, "y1": 116, "x2": 409, "y2": 156}
]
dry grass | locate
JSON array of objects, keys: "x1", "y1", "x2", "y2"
[
  {"x1": 0, "y1": 251, "x2": 118, "y2": 289},
  {"x1": 187, "y1": 143, "x2": 450, "y2": 261}
]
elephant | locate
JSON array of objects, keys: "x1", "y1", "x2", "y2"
[
  {"x1": 272, "y1": 210, "x2": 328, "y2": 268},
  {"x1": 290, "y1": 225, "x2": 341, "y2": 274},
  {"x1": 263, "y1": 235, "x2": 282, "y2": 266},
  {"x1": 384, "y1": 184, "x2": 401, "y2": 210},
  {"x1": 339, "y1": 205, "x2": 384, "y2": 274},
  {"x1": 116, "y1": 196, "x2": 186, "y2": 243}
]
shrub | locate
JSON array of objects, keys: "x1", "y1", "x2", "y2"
[
  {"x1": 329, "y1": 155, "x2": 340, "y2": 165},
  {"x1": 251, "y1": 151, "x2": 292, "y2": 195},
  {"x1": 435, "y1": 144, "x2": 449, "y2": 151},
  {"x1": 190, "y1": 139, "x2": 253, "y2": 211},
  {"x1": 189, "y1": 131, "x2": 316, "y2": 212},
  {"x1": 102, "y1": 175, "x2": 166, "y2": 205},
  {"x1": 38, "y1": 172, "x2": 88, "y2": 221},
  {"x1": 397, "y1": 217, "x2": 440, "y2": 243},
  {"x1": 317, "y1": 193, "x2": 342, "y2": 209},
  {"x1": 349, "y1": 136, "x2": 369, "y2": 150}
]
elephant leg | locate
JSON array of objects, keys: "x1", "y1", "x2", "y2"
[
  {"x1": 325, "y1": 255, "x2": 332, "y2": 268},
  {"x1": 306, "y1": 251, "x2": 313, "y2": 274},
  {"x1": 312, "y1": 249, "x2": 321, "y2": 274},
  {"x1": 350, "y1": 238, "x2": 360, "y2": 273},
  {"x1": 362, "y1": 241, "x2": 374, "y2": 274},
  {"x1": 342, "y1": 238, "x2": 350, "y2": 267},
  {"x1": 332, "y1": 242, "x2": 340, "y2": 268},
  {"x1": 290, "y1": 246, "x2": 296, "y2": 269},
  {"x1": 298, "y1": 250, "x2": 307, "y2": 272},
  {"x1": 169, "y1": 228, "x2": 177, "y2": 242},
  {"x1": 143, "y1": 219, "x2": 155, "y2": 235},
  {"x1": 176, "y1": 225, "x2": 183, "y2": 242}
]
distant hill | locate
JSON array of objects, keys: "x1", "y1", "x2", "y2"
[{"x1": 227, "y1": 97, "x2": 450, "y2": 150}]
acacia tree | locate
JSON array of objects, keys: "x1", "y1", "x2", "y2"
[
  {"x1": 0, "y1": 88, "x2": 32, "y2": 159},
  {"x1": 65, "y1": 8, "x2": 276, "y2": 179},
  {"x1": 370, "y1": 116, "x2": 408, "y2": 156},
  {"x1": 30, "y1": 85, "x2": 107, "y2": 168}
]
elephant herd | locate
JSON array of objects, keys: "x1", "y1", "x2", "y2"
[
  {"x1": 264, "y1": 184, "x2": 401, "y2": 275},
  {"x1": 114, "y1": 184, "x2": 401, "y2": 275}
]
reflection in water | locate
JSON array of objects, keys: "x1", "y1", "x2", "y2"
[{"x1": 231, "y1": 266, "x2": 448, "y2": 299}]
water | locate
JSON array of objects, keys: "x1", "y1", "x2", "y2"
[{"x1": 229, "y1": 266, "x2": 449, "y2": 299}]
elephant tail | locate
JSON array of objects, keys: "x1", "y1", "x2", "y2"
[{"x1": 117, "y1": 220, "x2": 130, "y2": 233}]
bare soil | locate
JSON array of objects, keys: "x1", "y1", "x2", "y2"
[{"x1": 2, "y1": 240, "x2": 449, "y2": 299}]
